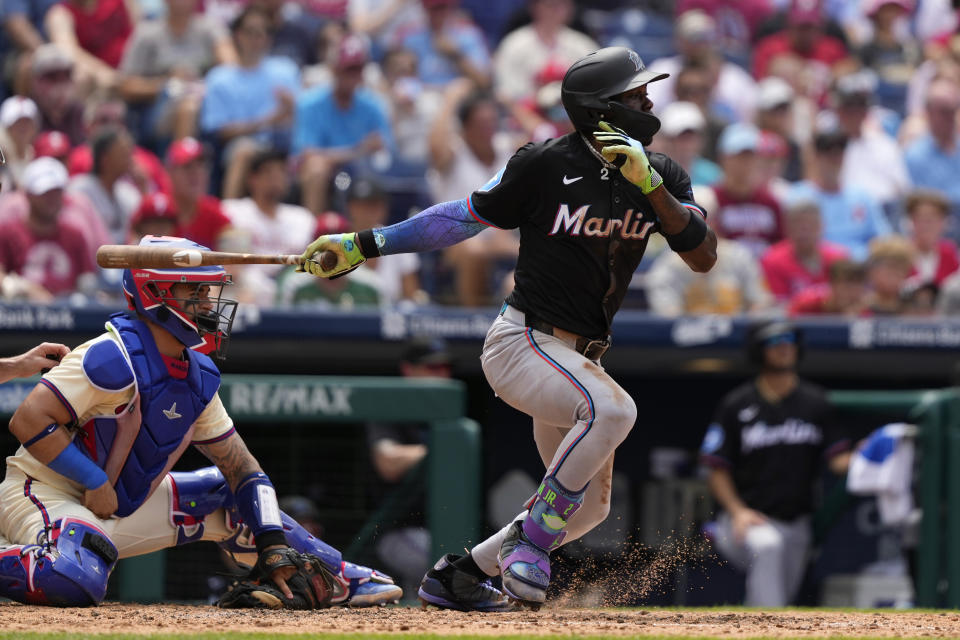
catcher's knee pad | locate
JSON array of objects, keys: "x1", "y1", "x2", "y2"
[
  {"x1": 0, "y1": 518, "x2": 117, "y2": 606},
  {"x1": 169, "y1": 467, "x2": 230, "y2": 545}
]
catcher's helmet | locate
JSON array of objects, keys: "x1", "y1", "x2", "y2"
[
  {"x1": 121, "y1": 235, "x2": 237, "y2": 359},
  {"x1": 746, "y1": 320, "x2": 804, "y2": 366},
  {"x1": 561, "y1": 47, "x2": 668, "y2": 142}
]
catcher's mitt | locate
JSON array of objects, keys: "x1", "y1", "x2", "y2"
[{"x1": 218, "y1": 548, "x2": 337, "y2": 610}]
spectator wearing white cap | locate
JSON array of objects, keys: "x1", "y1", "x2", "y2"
[
  {"x1": 0, "y1": 96, "x2": 40, "y2": 192},
  {"x1": 0, "y1": 157, "x2": 96, "y2": 300},
  {"x1": 753, "y1": 76, "x2": 806, "y2": 182},
  {"x1": 650, "y1": 101, "x2": 721, "y2": 187},
  {"x1": 646, "y1": 10, "x2": 759, "y2": 124}
]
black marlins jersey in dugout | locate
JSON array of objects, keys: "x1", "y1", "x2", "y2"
[
  {"x1": 467, "y1": 132, "x2": 706, "y2": 339},
  {"x1": 700, "y1": 380, "x2": 852, "y2": 521}
]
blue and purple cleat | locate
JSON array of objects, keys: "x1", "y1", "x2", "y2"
[{"x1": 498, "y1": 521, "x2": 550, "y2": 610}]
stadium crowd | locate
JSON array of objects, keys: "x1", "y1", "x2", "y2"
[{"x1": 3, "y1": 0, "x2": 960, "y2": 316}]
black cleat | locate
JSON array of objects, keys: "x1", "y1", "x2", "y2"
[{"x1": 417, "y1": 554, "x2": 513, "y2": 612}]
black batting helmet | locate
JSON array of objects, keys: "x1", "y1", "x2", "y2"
[
  {"x1": 561, "y1": 47, "x2": 668, "y2": 143},
  {"x1": 746, "y1": 320, "x2": 804, "y2": 365}
]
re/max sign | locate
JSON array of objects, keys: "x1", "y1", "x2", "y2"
[{"x1": 227, "y1": 383, "x2": 353, "y2": 417}]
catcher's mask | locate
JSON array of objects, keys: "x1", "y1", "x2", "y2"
[
  {"x1": 561, "y1": 46, "x2": 668, "y2": 145},
  {"x1": 746, "y1": 320, "x2": 804, "y2": 367},
  {"x1": 122, "y1": 235, "x2": 237, "y2": 360}
]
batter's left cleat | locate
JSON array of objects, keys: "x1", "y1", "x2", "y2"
[
  {"x1": 498, "y1": 521, "x2": 550, "y2": 607},
  {"x1": 331, "y1": 561, "x2": 403, "y2": 607},
  {"x1": 418, "y1": 554, "x2": 513, "y2": 612}
]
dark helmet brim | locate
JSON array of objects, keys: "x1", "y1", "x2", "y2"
[{"x1": 604, "y1": 69, "x2": 670, "y2": 99}]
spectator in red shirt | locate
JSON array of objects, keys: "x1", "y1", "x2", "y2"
[
  {"x1": 165, "y1": 137, "x2": 232, "y2": 249},
  {"x1": 788, "y1": 258, "x2": 868, "y2": 316},
  {"x1": 45, "y1": 0, "x2": 134, "y2": 93},
  {"x1": 903, "y1": 188, "x2": 960, "y2": 287},
  {"x1": 711, "y1": 122, "x2": 786, "y2": 259},
  {"x1": 0, "y1": 157, "x2": 96, "y2": 298},
  {"x1": 752, "y1": 0, "x2": 849, "y2": 101},
  {"x1": 761, "y1": 197, "x2": 848, "y2": 302}
]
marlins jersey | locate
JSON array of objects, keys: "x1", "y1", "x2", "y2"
[
  {"x1": 700, "y1": 380, "x2": 850, "y2": 521},
  {"x1": 7, "y1": 328, "x2": 233, "y2": 494},
  {"x1": 468, "y1": 132, "x2": 706, "y2": 338}
]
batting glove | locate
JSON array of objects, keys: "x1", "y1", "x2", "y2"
[
  {"x1": 299, "y1": 233, "x2": 366, "y2": 278},
  {"x1": 593, "y1": 121, "x2": 663, "y2": 194}
]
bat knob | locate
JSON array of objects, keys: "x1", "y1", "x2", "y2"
[{"x1": 319, "y1": 250, "x2": 338, "y2": 272}]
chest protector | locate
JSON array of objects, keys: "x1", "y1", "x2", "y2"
[{"x1": 78, "y1": 313, "x2": 220, "y2": 516}]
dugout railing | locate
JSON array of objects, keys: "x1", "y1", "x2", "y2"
[
  {"x1": 0, "y1": 375, "x2": 481, "y2": 603},
  {"x1": 826, "y1": 389, "x2": 959, "y2": 608}
]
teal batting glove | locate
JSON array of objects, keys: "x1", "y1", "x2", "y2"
[
  {"x1": 593, "y1": 121, "x2": 663, "y2": 194},
  {"x1": 298, "y1": 233, "x2": 366, "y2": 278}
]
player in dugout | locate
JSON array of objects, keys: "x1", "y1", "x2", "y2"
[
  {"x1": 0, "y1": 235, "x2": 401, "y2": 609},
  {"x1": 700, "y1": 320, "x2": 852, "y2": 607}
]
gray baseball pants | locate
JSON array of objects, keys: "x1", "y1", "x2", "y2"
[
  {"x1": 711, "y1": 511, "x2": 812, "y2": 606},
  {"x1": 470, "y1": 307, "x2": 637, "y2": 576}
]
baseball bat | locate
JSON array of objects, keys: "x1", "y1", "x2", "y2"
[{"x1": 97, "y1": 244, "x2": 319, "y2": 269}]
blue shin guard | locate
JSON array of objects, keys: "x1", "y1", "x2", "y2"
[{"x1": 0, "y1": 518, "x2": 117, "y2": 606}]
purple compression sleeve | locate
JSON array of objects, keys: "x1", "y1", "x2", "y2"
[{"x1": 375, "y1": 198, "x2": 490, "y2": 256}]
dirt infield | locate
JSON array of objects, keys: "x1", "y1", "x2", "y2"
[{"x1": 3, "y1": 603, "x2": 960, "y2": 637}]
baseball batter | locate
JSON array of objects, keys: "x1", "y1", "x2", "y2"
[
  {"x1": 0, "y1": 236, "x2": 401, "y2": 608},
  {"x1": 300, "y1": 46, "x2": 718, "y2": 609}
]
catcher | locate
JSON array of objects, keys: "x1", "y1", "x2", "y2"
[{"x1": 0, "y1": 235, "x2": 401, "y2": 608}]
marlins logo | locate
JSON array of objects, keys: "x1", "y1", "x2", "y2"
[{"x1": 628, "y1": 50, "x2": 642, "y2": 72}]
